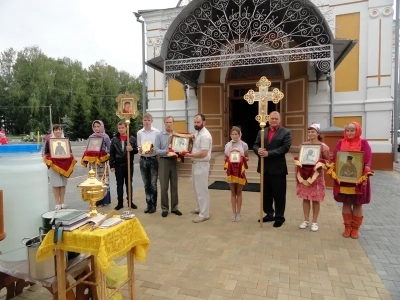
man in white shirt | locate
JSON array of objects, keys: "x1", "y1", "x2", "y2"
[
  {"x1": 137, "y1": 113, "x2": 160, "y2": 214},
  {"x1": 185, "y1": 114, "x2": 212, "y2": 223}
]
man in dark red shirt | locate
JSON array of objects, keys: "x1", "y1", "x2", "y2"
[{"x1": 253, "y1": 111, "x2": 291, "y2": 227}]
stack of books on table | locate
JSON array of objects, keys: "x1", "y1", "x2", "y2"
[
  {"x1": 53, "y1": 213, "x2": 119, "y2": 231},
  {"x1": 53, "y1": 211, "x2": 88, "y2": 231}
]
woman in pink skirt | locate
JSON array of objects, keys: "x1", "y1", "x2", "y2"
[{"x1": 295, "y1": 123, "x2": 330, "y2": 232}]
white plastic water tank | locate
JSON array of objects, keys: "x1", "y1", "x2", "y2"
[{"x1": 0, "y1": 144, "x2": 49, "y2": 261}]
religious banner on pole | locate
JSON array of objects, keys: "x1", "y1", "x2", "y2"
[{"x1": 116, "y1": 92, "x2": 140, "y2": 211}]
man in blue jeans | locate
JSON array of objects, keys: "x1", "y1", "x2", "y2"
[
  {"x1": 109, "y1": 121, "x2": 139, "y2": 210},
  {"x1": 137, "y1": 113, "x2": 160, "y2": 213}
]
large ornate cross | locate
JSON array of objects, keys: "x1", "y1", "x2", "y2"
[
  {"x1": 243, "y1": 76, "x2": 284, "y2": 228},
  {"x1": 243, "y1": 76, "x2": 284, "y2": 126}
]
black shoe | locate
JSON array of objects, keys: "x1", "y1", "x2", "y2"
[
  {"x1": 273, "y1": 220, "x2": 284, "y2": 227},
  {"x1": 161, "y1": 211, "x2": 168, "y2": 218},
  {"x1": 258, "y1": 215, "x2": 274, "y2": 223},
  {"x1": 144, "y1": 207, "x2": 151, "y2": 213},
  {"x1": 148, "y1": 207, "x2": 156, "y2": 214},
  {"x1": 129, "y1": 202, "x2": 137, "y2": 209},
  {"x1": 114, "y1": 204, "x2": 123, "y2": 211},
  {"x1": 171, "y1": 210, "x2": 182, "y2": 216}
]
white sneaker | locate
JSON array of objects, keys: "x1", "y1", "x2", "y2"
[
  {"x1": 311, "y1": 223, "x2": 319, "y2": 232},
  {"x1": 299, "y1": 221, "x2": 309, "y2": 229},
  {"x1": 55, "y1": 204, "x2": 61, "y2": 210},
  {"x1": 61, "y1": 203, "x2": 67, "y2": 209}
]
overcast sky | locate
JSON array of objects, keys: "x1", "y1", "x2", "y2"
[{"x1": 0, "y1": 0, "x2": 178, "y2": 77}]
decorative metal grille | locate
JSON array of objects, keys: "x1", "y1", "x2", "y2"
[
  {"x1": 160, "y1": 0, "x2": 334, "y2": 73},
  {"x1": 176, "y1": 0, "x2": 334, "y2": 28},
  {"x1": 152, "y1": 1, "x2": 335, "y2": 54},
  {"x1": 309, "y1": 0, "x2": 334, "y2": 31},
  {"x1": 167, "y1": 0, "x2": 332, "y2": 58},
  {"x1": 165, "y1": 45, "x2": 332, "y2": 73}
]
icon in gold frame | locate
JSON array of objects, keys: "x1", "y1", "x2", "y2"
[
  {"x1": 170, "y1": 133, "x2": 193, "y2": 153},
  {"x1": 229, "y1": 150, "x2": 241, "y2": 163},
  {"x1": 50, "y1": 138, "x2": 70, "y2": 159},
  {"x1": 115, "y1": 92, "x2": 139, "y2": 119}
]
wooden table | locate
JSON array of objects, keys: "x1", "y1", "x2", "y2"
[
  {"x1": 36, "y1": 217, "x2": 150, "y2": 300},
  {"x1": 0, "y1": 254, "x2": 93, "y2": 299}
]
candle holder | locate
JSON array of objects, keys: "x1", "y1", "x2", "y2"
[{"x1": 77, "y1": 168, "x2": 105, "y2": 217}]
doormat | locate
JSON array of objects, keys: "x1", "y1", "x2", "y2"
[{"x1": 208, "y1": 181, "x2": 260, "y2": 192}]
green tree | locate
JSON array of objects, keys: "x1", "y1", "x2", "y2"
[
  {"x1": 70, "y1": 100, "x2": 89, "y2": 140},
  {"x1": 0, "y1": 46, "x2": 144, "y2": 136}
]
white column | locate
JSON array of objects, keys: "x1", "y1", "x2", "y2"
[{"x1": 365, "y1": 4, "x2": 394, "y2": 152}]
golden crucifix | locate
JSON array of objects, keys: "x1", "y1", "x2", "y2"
[{"x1": 243, "y1": 76, "x2": 284, "y2": 228}]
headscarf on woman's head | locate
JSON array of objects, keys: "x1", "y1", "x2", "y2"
[
  {"x1": 340, "y1": 121, "x2": 362, "y2": 151},
  {"x1": 51, "y1": 124, "x2": 65, "y2": 138},
  {"x1": 90, "y1": 120, "x2": 111, "y2": 151},
  {"x1": 308, "y1": 123, "x2": 320, "y2": 133}
]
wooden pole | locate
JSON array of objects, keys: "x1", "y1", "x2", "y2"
[
  {"x1": 259, "y1": 123, "x2": 265, "y2": 229},
  {"x1": 56, "y1": 249, "x2": 67, "y2": 300},
  {"x1": 127, "y1": 248, "x2": 135, "y2": 299},
  {"x1": 0, "y1": 190, "x2": 6, "y2": 241},
  {"x1": 125, "y1": 119, "x2": 132, "y2": 210}
]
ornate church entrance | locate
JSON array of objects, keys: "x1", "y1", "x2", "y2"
[
  {"x1": 147, "y1": 0, "x2": 356, "y2": 152},
  {"x1": 227, "y1": 65, "x2": 282, "y2": 148}
]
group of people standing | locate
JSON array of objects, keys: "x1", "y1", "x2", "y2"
[
  {"x1": 43, "y1": 113, "x2": 214, "y2": 224},
  {"x1": 94, "y1": 112, "x2": 213, "y2": 224},
  {"x1": 43, "y1": 110, "x2": 372, "y2": 238},
  {"x1": 224, "y1": 111, "x2": 372, "y2": 239}
]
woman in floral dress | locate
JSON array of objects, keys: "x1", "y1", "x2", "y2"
[{"x1": 296, "y1": 123, "x2": 330, "y2": 232}]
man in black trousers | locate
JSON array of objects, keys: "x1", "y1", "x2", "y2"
[
  {"x1": 109, "y1": 121, "x2": 139, "y2": 210},
  {"x1": 253, "y1": 111, "x2": 291, "y2": 227}
]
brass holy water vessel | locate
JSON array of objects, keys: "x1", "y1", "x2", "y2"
[{"x1": 78, "y1": 169, "x2": 105, "y2": 217}]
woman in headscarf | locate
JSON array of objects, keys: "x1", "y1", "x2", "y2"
[
  {"x1": 329, "y1": 122, "x2": 373, "y2": 239},
  {"x1": 89, "y1": 120, "x2": 111, "y2": 207},
  {"x1": 44, "y1": 124, "x2": 75, "y2": 209}
]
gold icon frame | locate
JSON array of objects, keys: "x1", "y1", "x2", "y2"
[{"x1": 115, "y1": 92, "x2": 139, "y2": 119}]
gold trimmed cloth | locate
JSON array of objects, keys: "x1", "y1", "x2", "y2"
[
  {"x1": 81, "y1": 150, "x2": 110, "y2": 167},
  {"x1": 224, "y1": 156, "x2": 248, "y2": 185},
  {"x1": 44, "y1": 155, "x2": 77, "y2": 178},
  {"x1": 36, "y1": 217, "x2": 150, "y2": 273},
  {"x1": 327, "y1": 163, "x2": 375, "y2": 195},
  {"x1": 293, "y1": 157, "x2": 327, "y2": 186}
]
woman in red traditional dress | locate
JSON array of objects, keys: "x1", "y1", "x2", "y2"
[
  {"x1": 296, "y1": 123, "x2": 330, "y2": 232},
  {"x1": 330, "y1": 122, "x2": 373, "y2": 239},
  {"x1": 224, "y1": 126, "x2": 249, "y2": 222}
]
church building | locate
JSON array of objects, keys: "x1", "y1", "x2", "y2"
[{"x1": 139, "y1": 0, "x2": 394, "y2": 168}]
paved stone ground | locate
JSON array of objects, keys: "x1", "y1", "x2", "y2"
[
  {"x1": 2, "y1": 148, "x2": 399, "y2": 299},
  {"x1": 359, "y1": 169, "x2": 400, "y2": 300}
]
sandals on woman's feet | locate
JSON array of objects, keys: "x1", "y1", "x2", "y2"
[
  {"x1": 235, "y1": 214, "x2": 241, "y2": 222},
  {"x1": 299, "y1": 221, "x2": 309, "y2": 229},
  {"x1": 311, "y1": 223, "x2": 319, "y2": 232},
  {"x1": 230, "y1": 214, "x2": 236, "y2": 222}
]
